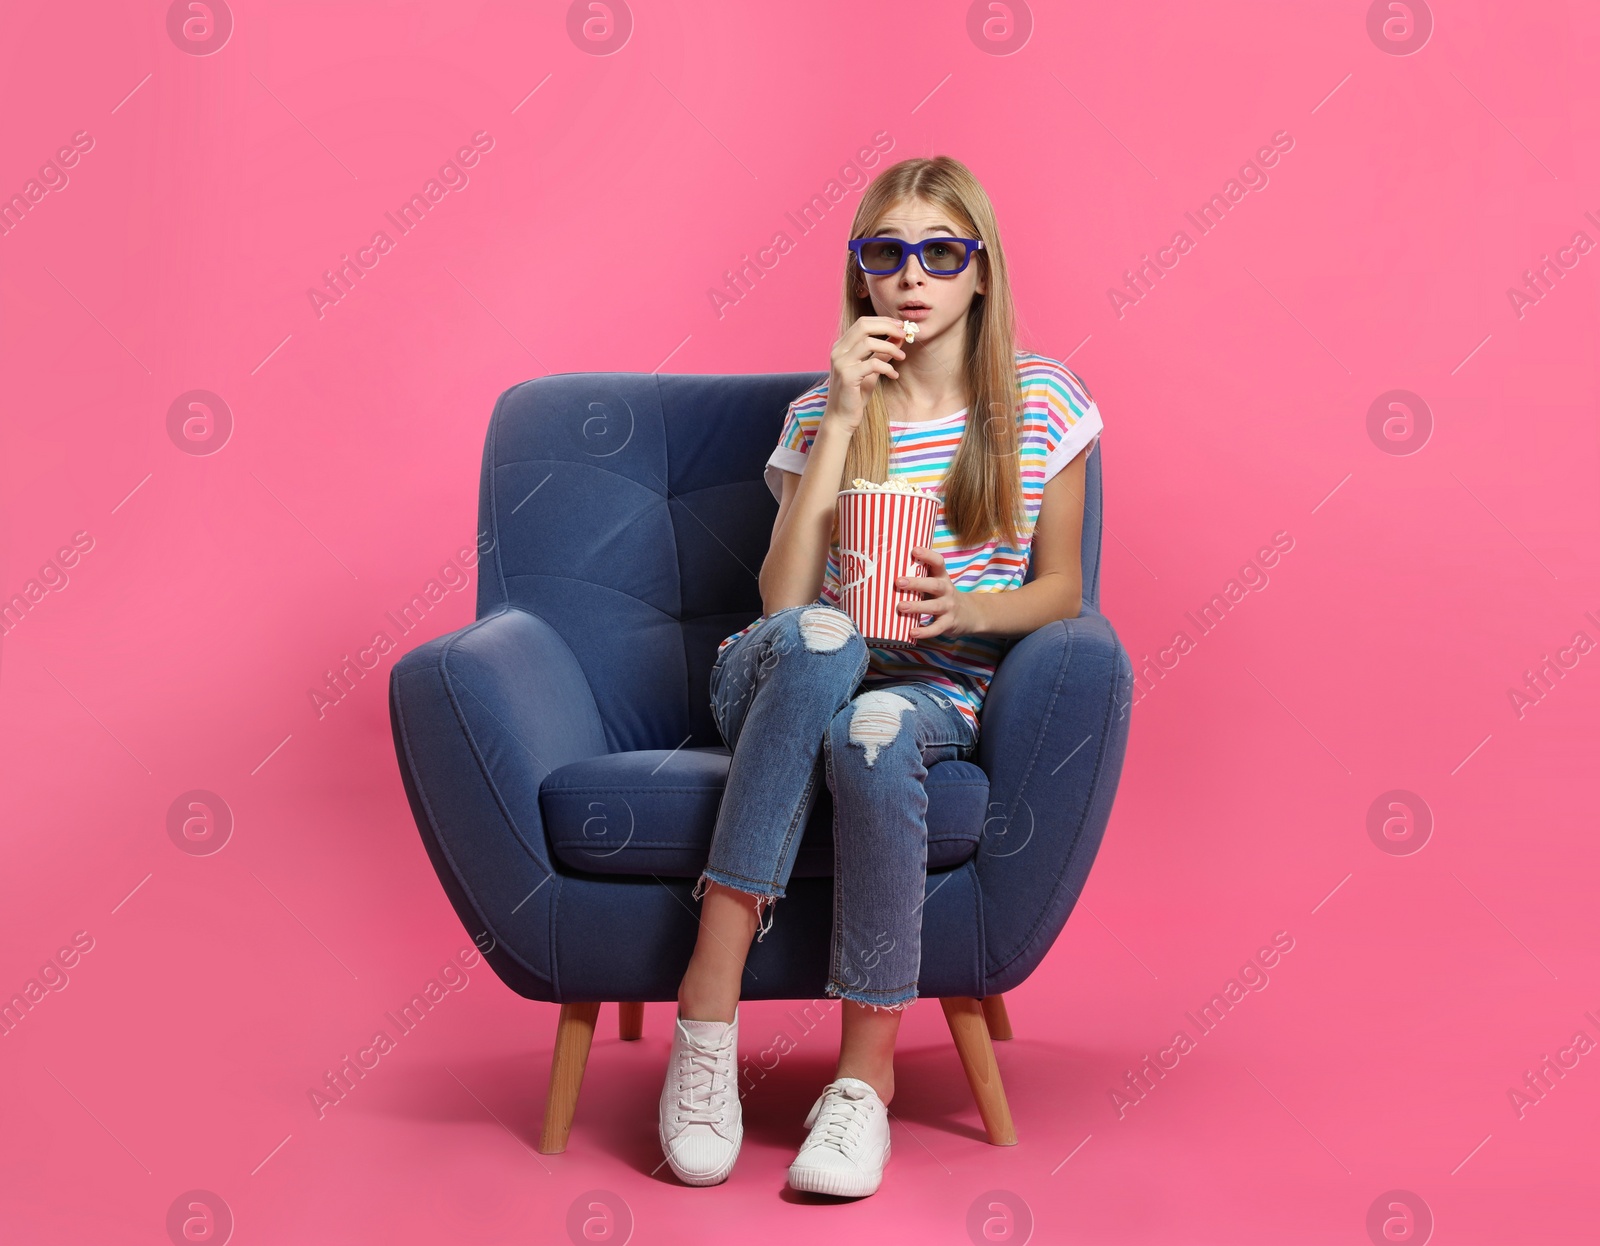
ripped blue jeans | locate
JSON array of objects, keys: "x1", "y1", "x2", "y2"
[{"x1": 697, "y1": 602, "x2": 979, "y2": 1012}]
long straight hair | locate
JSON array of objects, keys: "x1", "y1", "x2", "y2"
[{"x1": 836, "y1": 156, "x2": 1025, "y2": 551}]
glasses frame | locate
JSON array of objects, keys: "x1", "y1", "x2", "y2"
[{"x1": 847, "y1": 235, "x2": 985, "y2": 277}]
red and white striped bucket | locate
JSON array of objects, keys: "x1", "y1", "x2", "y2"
[{"x1": 836, "y1": 485, "x2": 941, "y2": 647}]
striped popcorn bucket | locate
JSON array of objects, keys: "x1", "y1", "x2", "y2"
[{"x1": 835, "y1": 485, "x2": 941, "y2": 647}]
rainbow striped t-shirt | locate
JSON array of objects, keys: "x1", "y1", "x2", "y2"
[{"x1": 716, "y1": 350, "x2": 1103, "y2": 735}]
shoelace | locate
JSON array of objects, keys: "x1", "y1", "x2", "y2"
[
  {"x1": 674, "y1": 1035, "x2": 732, "y2": 1125},
  {"x1": 808, "y1": 1084, "x2": 872, "y2": 1153}
]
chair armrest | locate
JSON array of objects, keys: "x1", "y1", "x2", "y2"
[
  {"x1": 388, "y1": 604, "x2": 609, "y2": 998},
  {"x1": 973, "y1": 606, "x2": 1134, "y2": 995}
]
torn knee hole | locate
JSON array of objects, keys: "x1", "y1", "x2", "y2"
[
  {"x1": 847, "y1": 690, "x2": 917, "y2": 767},
  {"x1": 799, "y1": 607, "x2": 856, "y2": 653}
]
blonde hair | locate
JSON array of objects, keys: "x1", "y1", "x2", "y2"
[{"x1": 836, "y1": 156, "x2": 1024, "y2": 551}]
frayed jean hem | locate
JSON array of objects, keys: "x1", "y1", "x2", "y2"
[
  {"x1": 693, "y1": 869, "x2": 780, "y2": 941},
  {"x1": 824, "y1": 980, "x2": 917, "y2": 1012}
]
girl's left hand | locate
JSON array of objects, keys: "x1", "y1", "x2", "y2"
[{"x1": 895, "y1": 547, "x2": 976, "y2": 640}]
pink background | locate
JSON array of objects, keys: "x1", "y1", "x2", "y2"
[{"x1": 2, "y1": 2, "x2": 1596, "y2": 1242}]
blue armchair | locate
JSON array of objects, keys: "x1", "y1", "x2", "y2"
[{"x1": 387, "y1": 371, "x2": 1133, "y2": 1153}]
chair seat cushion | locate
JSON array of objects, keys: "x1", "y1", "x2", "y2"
[{"x1": 541, "y1": 746, "x2": 989, "y2": 877}]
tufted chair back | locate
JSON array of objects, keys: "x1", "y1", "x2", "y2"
[{"x1": 473, "y1": 372, "x2": 1104, "y2": 754}]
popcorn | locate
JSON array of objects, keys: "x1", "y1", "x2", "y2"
[
  {"x1": 850, "y1": 476, "x2": 926, "y2": 493},
  {"x1": 902, "y1": 319, "x2": 918, "y2": 342}
]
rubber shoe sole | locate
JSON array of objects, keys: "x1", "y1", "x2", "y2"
[
  {"x1": 660, "y1": 1115, "x2": 743, "y2": 1187},
  {"x1": 786, "y1": 1136, "x2": 891, "y2": 1198}
]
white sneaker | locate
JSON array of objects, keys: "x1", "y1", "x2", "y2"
[
  {"x1": 786, "y1": 1076, "x2": 892, "y2": 1197},
  {"x1": 658, "y1": 1007, "x2": 742, "y2": 1185}
]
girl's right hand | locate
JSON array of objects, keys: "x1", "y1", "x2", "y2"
[{"x1": 822, "y1": 316, "x2": 908, "y2": 434}]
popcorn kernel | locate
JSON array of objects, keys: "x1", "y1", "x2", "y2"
[{"x1": 849, "y1": 477, "x2": 926, "y2": 493}]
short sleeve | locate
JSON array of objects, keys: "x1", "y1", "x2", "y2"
[
  {"x1": 1042, "y1": 364, "x2": 1103, "y2": 484},
  {"x1": 763, "y1": 394, "x2": 821, "y2": 501}
]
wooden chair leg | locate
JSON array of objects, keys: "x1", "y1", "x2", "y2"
[
  {"x1": 618, "y1": 1001, "x2": 645, "y2": 1041},
  {"x1": 539, "y1": 1001, "x2": 601, "y2": 1153},
  {"x1": 940, "y1": 996, "x2": 1018, "y2": 1145},
  {"x1": 981, "y1": 993, "x2": 1014, "y2": 1041}
]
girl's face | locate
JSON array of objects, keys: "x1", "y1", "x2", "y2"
[{"x1": 855, "y1": 197, "x2": 987, "y2": 344}]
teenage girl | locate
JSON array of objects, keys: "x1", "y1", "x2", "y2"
[{"x1": 658, "y1": 155, "x2": 1103, "y2": 1198}]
